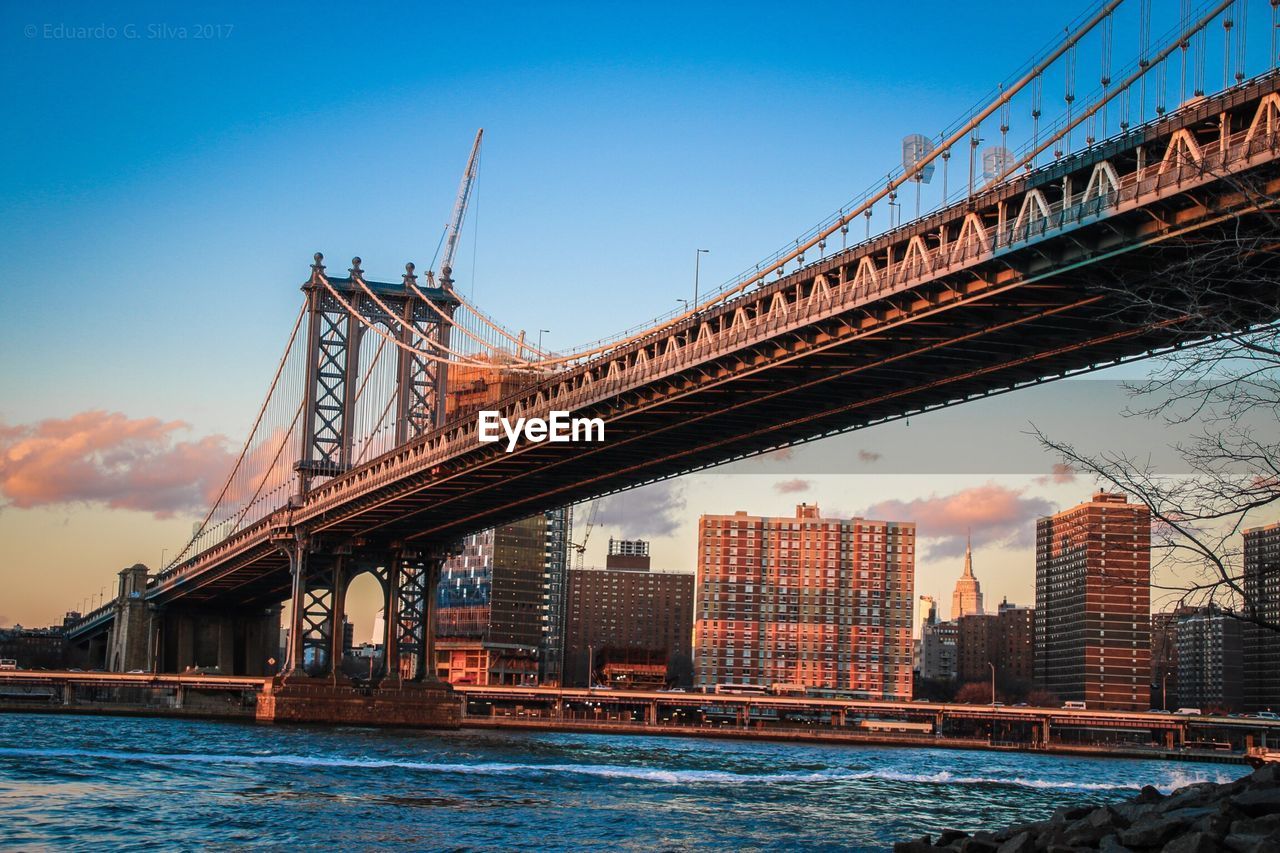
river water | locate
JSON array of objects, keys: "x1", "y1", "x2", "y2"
[{"x1": 0, "y1": 713, "x2": 1245, "y2": 850}]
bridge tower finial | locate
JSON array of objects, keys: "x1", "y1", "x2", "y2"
[
  {"x1": 349, "y1": 256, "x2": 363, "y2": 279},
  {"x1": 403, "y1": 262, "x2": 417, "y2": 289}
]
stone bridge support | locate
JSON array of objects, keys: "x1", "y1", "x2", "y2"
[
  {"x1": 260, "y1": 533, "x2": 459, "y2": 728},
  {"x1": 105, "y1": 564, "x2": 150, "y2": 673}
]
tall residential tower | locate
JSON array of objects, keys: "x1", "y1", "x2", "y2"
[
  {"x1": 694, "y1": 504, "x2": 915, "y2": 699},
  {"x1": 1034, "y1": 492, "x2": 1151, "y2": 711}
]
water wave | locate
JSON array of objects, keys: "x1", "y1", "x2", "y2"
[{"x1": 0, "y1": 746, "x2": 1221, "y2": 792}]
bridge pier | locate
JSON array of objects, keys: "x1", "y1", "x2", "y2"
[{"x1": 260, "y1": 539, "x2": 458, "y2": 728}]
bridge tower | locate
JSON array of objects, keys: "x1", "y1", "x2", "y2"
[
  {"x1": 294, "y1": 253, "x2": 457, "y2": 494},
  {"x1": 267, "y1": 253, "x2": 461, "y2": 725}
]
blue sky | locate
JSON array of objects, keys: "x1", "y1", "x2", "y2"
[
  {"x1": 0, "y1": 0, "x2": 1093, "y2": 431},
  {"x1": 4, "y1": 0, "x2": 1274, "y2": 632}
]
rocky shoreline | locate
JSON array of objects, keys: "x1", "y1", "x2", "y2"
[{"x1": 893, "y1": 765, "x2": 1280, "y2": 853}]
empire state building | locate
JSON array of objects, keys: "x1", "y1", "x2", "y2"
[{"x1": 950, "y1": 535, "x2": 984, "y2": 620}]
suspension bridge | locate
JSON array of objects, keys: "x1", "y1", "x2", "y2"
[{"x1": 65, "y1": 0, "x2": 1280, "y2": 726}]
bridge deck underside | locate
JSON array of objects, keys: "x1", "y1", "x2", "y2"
[
  {"x1": 147, "y1": 68, "x2": 1280, "y2": 613},
  {"x1": 162, "y1": 174, "x2": 1280, "y2": 611}
]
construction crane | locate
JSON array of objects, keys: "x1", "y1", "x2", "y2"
[
  {"x1": 571, "y1": 500, "x2": 601, "y2": 571},
  {"x1": 438, "y1": 128, "x2": 483, "y2": 285}
]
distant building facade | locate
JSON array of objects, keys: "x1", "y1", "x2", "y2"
[
  {"x1": 920, "y1": 620, "x2": 958, "y2": 682},
  {"x1": 1243, "y1": 522, "x2": 1280, "y2": 712},
  {"x1": 434, "y1": 515, "x2": 548, "y2": 685},
  {"x1": 1034, "y1": 492, "x2": 1152, "y2": 711},
  {"x1": 1150, "y1": 608, "x2": 1183, "y2": 710},
  {"x1": 540, "y1": 506, "x2": 572, "y2": 685},
  {"x1": 694, "y1": 504, "x2": 915, "y2": 699},
  {"x1": 1175, "y1": 606, "x2": 1244, "y2": 713},
  {"x1": 995, "y1": 599, "x2": 1035, "y2": 684},
  {"x1": 564, "y1": 539, "x2": 694, "y2": 688},
  {"x1": 0, "y1": 624, "x2": 67, "y2": 670},
  {"x1": 955, "y1": 600, "x2": 1034, "y2": 686},
  {"x1": 918, "y1": 596, "x2": 958, "y2": 683}
]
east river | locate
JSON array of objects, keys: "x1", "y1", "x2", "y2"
[{"x1": 0, "y1": 713, "x2": 1245, "y2": 850}]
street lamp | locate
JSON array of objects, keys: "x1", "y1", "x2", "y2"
[
  {"x1": 1163, "y1": 671, "x2": 1171, "y2": 712},
  {"x1": 536, "y1": 329, "x2": 550, "y2": 355},
  {"x1": 987, "y1": 661, "x2": 996, "y2": 708},
  {"x1": 676, "y1": 298, "x2": 691, "y2": 313},
  {"x1": 694, "y1": 249, "x2": 709, "y2": 305}
]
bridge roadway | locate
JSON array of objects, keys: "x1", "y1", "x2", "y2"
[
  {"x1": 115, "y1": 70, "x2": 1280, "y2": 616},
  {"x1": 1, "y1": 672, "x2": 1276, "y2": 762}
]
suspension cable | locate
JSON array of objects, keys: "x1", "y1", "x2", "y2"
[{"x1": 166, "y1": 303, "x2": 305, "y2": 569}]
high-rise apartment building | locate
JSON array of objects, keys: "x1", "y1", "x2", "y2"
[
  {"x1": 1243, "y1": 522, "x2": 1280, "y2": 712},
  {"x1": 995, "y1": 599, "x2": 1035, "y2": 684},
  {"x1": 1151, "y1": 608, "x2": 1181, "y2": 710},
  {"x1": 920, "y1": 620, "x2": 958, "y2": 682},
  {"x1": 563, "y1": 539, "x2": 694, "y2": 688},
  {"x1": 540, "y1": 506, "x2": 572, "y2": 685},
  {"x1": 694, "y1": 504, "x2": 915, "y2": 699},
  {"x1": 1176, "y1": 606, "x2": 1244, "y2": 713},
  {"x1": 955, "y1": 600, "x2": 1034, "y2": 686},
  {"x1": 435, "y1": 515, "x2": 547, "y2": 685},
  {"x1": 951, "y1": 536, "x2": 984, "y2": 620},
  {"x1": 1034, "y1": 492, "x2": 1152, "y2": 711}
]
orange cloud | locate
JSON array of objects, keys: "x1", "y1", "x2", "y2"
[
  {"x1": 860, "y1": 483, "x2": 1053, "y2": 558},
  {"x1": 0, "y1": 411, "x2": 232, "y2": 518},
  {"x1": 1034, "y1": 462, "x2": 1077, "y2": 486},
  {"x1": 773, "y1": 478, "x2": 811, "y2": 494}
]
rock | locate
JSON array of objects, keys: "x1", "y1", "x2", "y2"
[
  {"x1": 1161, "y1": 831, "x2": 1224, "y2": 853},
  {"x1": 1064, "y1": 806, "x2": 1128, "y2": 845},
  {"x1": 1119, "y1": 813, "x2": 1191, "y2": 848},
  {"x1": 937, "y1": 829, "x2": 969, "y2": 846},
  {"x1": 1098, "y1": 838, "x2": 1136, "y2": 853},
  {"x1": 1051, "y1": 805, "x2": 1094, "y2": 824},
  {"x1": 959, "y1": 839, "x2": 999, "y2": 853},
  {"x1": 1222, "y1": 835, "x2": 1278, "y2": 853},
  {"x1": 1248, "y1": 765, "x2": 1280, "y2": 787},
  {"x1": 1160, "y1": 783, "x2": 1222, "y2": 813},
  {"x1": 1192, "y1": 802, "x2": 1240, "y2": 837},
  {"x1": 996, "y1": 832, "x2": 1035, "y2": 853},
  {"x1": 1231, "y1": 786, "x2": 1280, "y2": 817},
  {"x1": 1138, "y1": 785, "x2": 1166, "y2": 804},
  {"x1": 893, "y1": 839, "x2": 935, "y2": 853},
  {"x1": 1228, "y1": 813, "x2": 1280, "y2": 835},
  {"x1": 1113, "y1": 802, "x2": 1154, "y2": 824}
]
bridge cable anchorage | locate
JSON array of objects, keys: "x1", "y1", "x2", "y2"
[{"x1": 165, "y1": 303, "x2": 305, "y2": 571}]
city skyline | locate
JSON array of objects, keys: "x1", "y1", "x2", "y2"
[{"x1": 4, "y1": 1, "x2": 1280, "y2": 848}]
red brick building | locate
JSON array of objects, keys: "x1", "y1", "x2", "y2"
[
  {"x1": 955, "y1": 600, "x2": 1034, "y2": 687},
  {"x1": 1034, "y1": 492, "x2": 1152, "y2": 711},
  {"x1": 694, "y1": 504, "x2": 915, "y2": 699},
  {"x1": 563, "y1": 540, "x2": 694, "y2": 688}
]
